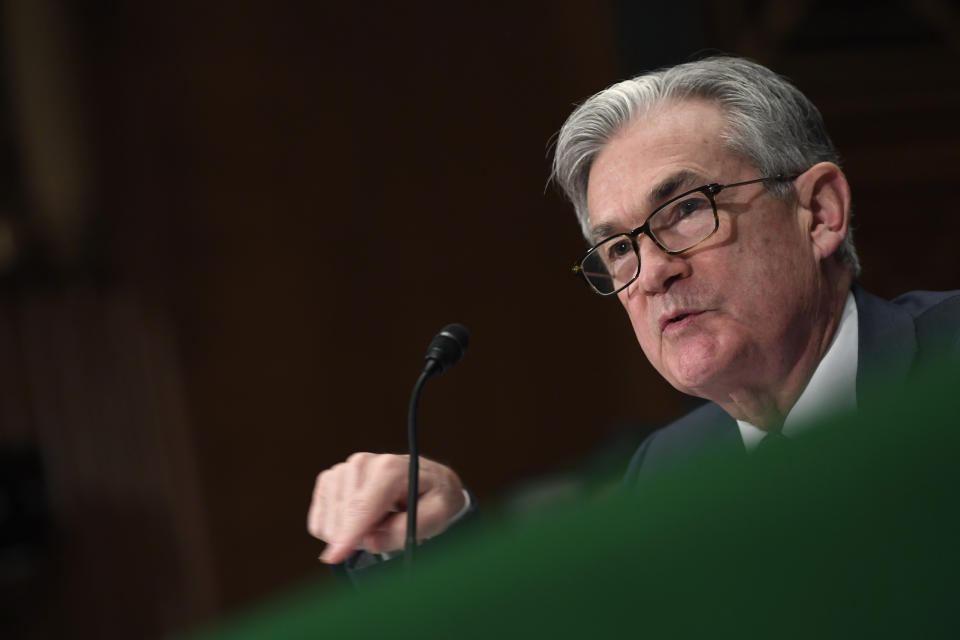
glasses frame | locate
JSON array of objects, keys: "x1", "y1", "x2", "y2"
[{"x1": 572, "y1": 174, "x2": 798, "y2": 296}]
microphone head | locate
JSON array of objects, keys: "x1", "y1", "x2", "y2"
[{"x1": 424, "y1": 323, "x2": 470, "y2": 374}]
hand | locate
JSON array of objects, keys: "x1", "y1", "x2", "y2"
[{"x1": 307, "y1": 453, "x2": 466, "y2": 564}]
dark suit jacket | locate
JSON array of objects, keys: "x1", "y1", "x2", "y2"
[{"x1": 623, "y1": 286, "x2": 960, "y2": 484}]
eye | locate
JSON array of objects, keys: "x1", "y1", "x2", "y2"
[
  {"x1": 653, "y1": 194, "x2": 711, "y2": 230},
  {"x1": 605, "y1": 238, "x2": 633, "y2": 261},
  {"x1": 674, "y1": 195, "x2": 710, "y2": 217}
]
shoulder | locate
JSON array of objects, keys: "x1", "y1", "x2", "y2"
[
  {"x1": 623, "y1": 402, "x2": 741, "y2": 485},
  {"x1": 854, "y1": 286, "x2": 960, "y2": 391},
  {"x1": 855, "y1": 286, "x2": 960, "y2": 326},
  {"x1": 856, "y1": 286, "x2": 960, "y2": 353},
  {"x1": 889, "y1": 289, "x2": 960, "y2": 320},
  {"x1": 893, "y1": 289, "x2": 960, "y2": 361}
]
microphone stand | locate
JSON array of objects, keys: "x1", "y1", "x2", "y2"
[
  {"x1": 404, "y1": 323, "x2": 468, "y2": 571},
  {"x1": 405, "y1": 366, "x2": 434, "y2": 570}
]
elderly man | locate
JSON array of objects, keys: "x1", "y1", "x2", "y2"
[{"x1": 307, "y1": 56, "x2": 960, "y2": 567}]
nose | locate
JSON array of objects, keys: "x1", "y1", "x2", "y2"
[{"x1": 633, "y1": 236, "x2": 691, "y2": 294}]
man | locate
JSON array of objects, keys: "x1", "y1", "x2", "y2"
[{"x1": 307, "y1": 56, "x2": 960, "y2": 566}]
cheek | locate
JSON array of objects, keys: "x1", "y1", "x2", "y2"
[
  {"x1": 618, "y1": 291, "x2": 658, "y2": 353},
  {"x1": 753, "y1": 242, "x2": 816, "y2": 298},
  {"x1": 729, "y1": 245, "x2": 818, "y2": 335},
  {"x1": 617, "y1": 291, "x2": 640, "y2": 333}
]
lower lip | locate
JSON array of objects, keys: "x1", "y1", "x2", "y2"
[{"x1": 663, "y1": 311, "x2": 705, "y2": 334}]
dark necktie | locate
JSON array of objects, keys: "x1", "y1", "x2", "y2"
[{"x1": 754, "y1": 431, "x2": 790, "y2": 457}]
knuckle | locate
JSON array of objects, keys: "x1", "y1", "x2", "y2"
[
  {"x1": 372, "y1": 453, "x2": 403, "y2": 475},
  {"x1": 315, "y1": 469, "x2": 333, "y2": 491},
  {"x1": 347, "y1": 451, "x2": 373, "y2": 465}
]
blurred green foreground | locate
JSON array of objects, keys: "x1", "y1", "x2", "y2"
[{"x1": 186, "y1": 356, "x2": 960, "y2": 638}]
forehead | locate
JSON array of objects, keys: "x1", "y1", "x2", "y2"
[{"x1": 585, "y1": 100, "x2": 744, "y2": 241}]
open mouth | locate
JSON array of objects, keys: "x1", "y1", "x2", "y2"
[{"x1": 661, "y1": 310, "x2": 703, "y2": 332}]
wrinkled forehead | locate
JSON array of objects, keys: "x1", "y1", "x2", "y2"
[{"x1": 585, "y1": 100, "x2": 740, "y2": 242}]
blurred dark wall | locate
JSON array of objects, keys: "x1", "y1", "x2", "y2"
[
  {"x1": 89, "y1": 0, "x2": 640, "y2": 606},
  {"x1": 1, "y1": 1, "x2": 958, "y2": 637}
]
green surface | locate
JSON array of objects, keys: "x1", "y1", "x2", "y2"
[{"x1": 186, "y1": 358, "x2": 960, "y2": 638}]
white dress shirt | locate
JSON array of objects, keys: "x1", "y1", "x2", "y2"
[{"x1": 738, "y1": 292, "x2": 859, "y2": 451}]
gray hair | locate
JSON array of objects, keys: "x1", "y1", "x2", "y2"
[{"x1": 551, "y1": 56, "x2": 860, "y2": 276}]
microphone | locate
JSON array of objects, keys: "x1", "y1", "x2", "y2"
[
  {"x1": 406, "y1": 323, "x2": 470, "y2": 569},
  {"x1": 423, "y1": 323, "x2": 470, "y2": 377}
]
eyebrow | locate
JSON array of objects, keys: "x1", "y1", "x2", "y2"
[
  {"x1": 647, "y1": 169, "x2": 704, "y2": 207},
  {"x1": 589, "y1": 169, "x2": 707, "y2": 243}
]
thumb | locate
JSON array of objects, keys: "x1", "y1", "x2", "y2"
[
  {"x1": 360, "y1": 512, "x2": 407, "y2": 554},
  {"x1": 362, "y1": 489, "x2": 464, "y2": 553},
  {"x1": 319, "y1": 541, "x2": 358, "y2": 565}
]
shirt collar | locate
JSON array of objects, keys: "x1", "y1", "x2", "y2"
[{"x1": 738, "y1": 291, "x2": 859, "y2": 451}]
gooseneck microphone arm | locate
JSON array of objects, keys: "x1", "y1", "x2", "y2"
[
  {"x1": 405, "y1": 365, "x2": 432, "y2": 569},
  {"x1": 405, "y1": 323, "x2": 469, "y2": 570}
]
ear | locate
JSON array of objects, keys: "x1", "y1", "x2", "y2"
[{"x1": 794, "y1": 162, "x2": 851, "y2": 263}]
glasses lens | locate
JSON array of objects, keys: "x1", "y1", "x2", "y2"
[
  {"x1": 649, "y1": 192, "x2": 717, "y2": 251},
  {"x1": 580, "y1": 235, "x2": 638, "y2": 294}
]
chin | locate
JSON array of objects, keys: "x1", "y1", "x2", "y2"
[
  {"x1": 666, "y1": 369, "x2": 718, "y2": 398},
  {"x1": 662, "y1": 343, "x2": 728, "y2": 396}
]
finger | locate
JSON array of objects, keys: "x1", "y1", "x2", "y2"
[
  {"x1": 317, "y1": 463, "x2": 365, "y2": 563},
  {"x1": 321, "y1": 459, "x2": 363, "y2": 554},
  {"x1": 323, "y1": 511, "x2": 390, "y2": 563},
  {"x1": 306, "y1": 470, "x2": 329, "y2": 538},
  {"x1": 319, "y1": 463, "x2": 346, "y2": 543},
  {"x1": 323, "y1": 456, "x2": 408, "y2": 556},
  {"x1": 319, "y1": 540, "x2": 358, "y2": 564},
  {"x1": 344, "y1": 456, "x2": 364, "y2": 501},
  {"x1": 309, "y1": 453, "x2": 376, "y2": 541},
  {"x1": 360, "y1": 512, "x2": 404, "y2": 554}
]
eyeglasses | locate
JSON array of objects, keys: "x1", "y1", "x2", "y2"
[{"x1": 572, "y1": 174, "x2": 798, "y2": 296}]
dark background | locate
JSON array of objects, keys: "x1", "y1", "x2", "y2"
[{"x1": 0, "y1": 1, "x2": 958, "y2": 637}]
